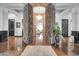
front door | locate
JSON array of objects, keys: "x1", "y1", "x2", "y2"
[
  {"x1": 33, "y1": 13, "x2": 46, "y2": 45},
  {"x1": 36, "y1": 15, "x2": 43, "y2": 45}
]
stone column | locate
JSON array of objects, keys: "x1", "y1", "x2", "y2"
[{"x1": 46, "y1": 3, "x2": 55, "y2": 44}]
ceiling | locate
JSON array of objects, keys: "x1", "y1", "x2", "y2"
[
  {"x1": 0, "y1": 3, "x2": 79, "y2": 13},
  {"x1": 33, "y1": 7, "x2": 45, "y2": 13},
  {"x1": 54, "y1": 3, "x2": 79, "y2": 12},
  {"x1": 31, "y1": 3, "x2": 48, "y2": 7},
  {"x1": 0, "y1": 3, "x2": 26, "y2": 13}
]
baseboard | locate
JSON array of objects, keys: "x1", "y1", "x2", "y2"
[{"x1": 14, "y1": 36, "x2": 23, "y2": 37}]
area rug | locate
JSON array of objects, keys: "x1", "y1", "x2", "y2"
[{"x1": 21, "y1": 46, "x2": 57, "y2": 56}]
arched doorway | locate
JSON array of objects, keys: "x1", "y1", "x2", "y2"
[{"x1": 23, "y1": 3, "x2": 55, "y2": 45}]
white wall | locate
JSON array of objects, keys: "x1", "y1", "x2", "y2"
[
  {"x1": 56, "y1": 10, "x2": 72, "y2": 36},
  {"x1": 0, "y1": 6, "x2": 23, "y2": 36},
  {"x1": 71, "y1": 7, "x2": 79, "y2": 31},
  {"x1": 0, "y1": 7, "x2": 3, "y2": 31},
  {"x1": 72, "y1": 7, "x2": 77, "y2": 31},
  {"x1": 15, "y1": 12, "x2": 23, "y2": 36},
  {"x1": 57, "y1": 7, "x2": 79, "y2": 36},
  {"x1": 0, "y1": 7, "x2": 8, "y2": 31},
  {"x1": 76, "y1": 7, "x2": 79, "y2": 31},
  {"x1": 61, "y1": 12, "x2": 72, "y2": 36},
  {"x1": 55, "y1": 6, "x2": 79, "y2": 37},
  {"x1": 8, "y1": 12, "x2": 23, "y2": 36},
  {"x1": 15, "y1": 14, "x2": 23, "y2": 36},
  {"x1": 55, "y1": 12, "x2": 62, "y2": 30},
  {"x1": 3, "y1": 8, "x2": 8, "y2": 31}
]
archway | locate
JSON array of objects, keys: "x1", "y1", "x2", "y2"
[{"x1": 23, "y1": 3, "x2": 55, "y2": 45}]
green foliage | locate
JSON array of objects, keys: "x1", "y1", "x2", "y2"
[
  {"x1": 53, "y1": 23, "x2": 65, "y2": 41},
  {"x1": 53, "y1": 23, "x2": 60, "y2": 35}
]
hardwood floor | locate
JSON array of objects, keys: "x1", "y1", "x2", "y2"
[
  {"x1": 32, "y1": 36, "x2": 48, "y2": 45},
  {"x1": 52, "y1": 47, "x2": 66, "y2": 56},
  {"x1": 0, "y1": 36, "x2": 68, "y2": 56},
  {"x1": 52, "y1": 37, "x2": 79, "y2": 56},
  {"x1": 0, "y1": 36, "x2": 79, "y2": 56},
  {"x1": 0, "y1": 42, "x2": 7, "y2": 52},
  {"x1": 0, "y1": 36, "x2": 26, "y2": 56},
  {"x1": 32, "y1": 37, "x2": 66, "y2": 56},
  {"x1": 8, "y1": 36, "x2": 15, "y2": 50}
]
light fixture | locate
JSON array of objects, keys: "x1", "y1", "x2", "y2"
[{"x1": 33, "y1": 7, "x2": 45, "y2": 13}]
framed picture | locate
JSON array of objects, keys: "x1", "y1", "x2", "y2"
[{"x1": 16, "y1": 22, "x2": 20, "y2": 28}]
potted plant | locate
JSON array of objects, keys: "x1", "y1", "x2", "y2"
[
  {"x1": 53, "y1": 23, "x2": 65, "y2": 47},
  {"x1": 53, "y1": 23, "x2": 60, "y2": 36}
]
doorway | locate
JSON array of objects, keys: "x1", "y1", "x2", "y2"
[
  {"x1": 36, "y1": 15, "x2": 43, "y2": 44},
  {"x1": 33, "y1": 13, "x2": 46, "y2": 45},
  {"x1": 8, "y1": 19, "x2": 15, "y2": 36},
  {"x1": 23, "y1": 3, "x2": 55, "y2": 45},
  {"x1": 62, "y1": 19, "x2": 68, "y2": 37}
]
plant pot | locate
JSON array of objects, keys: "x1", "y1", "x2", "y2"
[
  {"x1": 55, "y1": 35, "x2": 59, "y2": 43},
  {"x1": 59, "y1": 40, "x2": 62, "y2": 49}
]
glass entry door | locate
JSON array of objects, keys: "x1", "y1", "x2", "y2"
[{"x1": 36, "y1": 15, "x2": 43, "y2": 44}]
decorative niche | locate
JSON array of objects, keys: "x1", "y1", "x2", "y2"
[{"x1": 16, "y1": 22, "x2": 20, "y2": 28}]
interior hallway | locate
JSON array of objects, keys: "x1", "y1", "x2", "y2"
[{"x1": 0, "y1": 3, "x2": 79, "y2": 56}]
